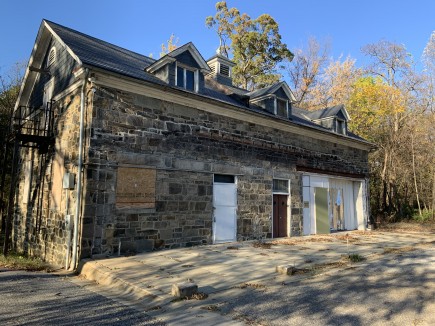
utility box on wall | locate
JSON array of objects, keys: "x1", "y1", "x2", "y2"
[{"x1": 63, "y1": 173, "x2": 75, "y2": 189}]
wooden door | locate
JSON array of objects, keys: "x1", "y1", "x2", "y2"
[{"x1": 273, "y1": 194, "x2": 288, "y2": 238}]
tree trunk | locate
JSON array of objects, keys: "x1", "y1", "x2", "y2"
[
  {"x1": 432, "y1": 167, "x2": 435, "y2": 220},
  {"x1": 411, "y1": 134, "x2": 422, "y2": 216}
]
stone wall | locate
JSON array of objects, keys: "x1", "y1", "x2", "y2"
[
  {"x1": 80, "y1": 85, "x2": 368, "y2": 256},
  {"x1": 13, "y1": 87, "x2": 85, "y2": 266}
]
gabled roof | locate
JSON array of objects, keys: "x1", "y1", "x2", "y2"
[
  {"x1": 16, "y1": 20, "x2": 372, "y2": 148},
  {"x1": 247, "y1": 81, "x2": 296, "y2": 102},
  {"x1": 45, "y1": 20, "x2": 163, "y2": 83},
  {"x1": 304, "y1": 105, "x2": 350, "y2": 121},
  {"x1": 146, "y1": 42, "x2": 211, "y2": 73}
]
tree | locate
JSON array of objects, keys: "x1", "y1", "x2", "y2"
[
  {"x1": 0, "y1": 63, "x2": 24, "y2": 236},
  {"x1": 422, "y1": 31, "x2": 435, "y2": 219},
  {"x1": 160, "y1": 34, "x2": 179, "y2": 57},
  {"x1": 287, "y1": 37, "x2": 330, "y2": 108},
  {"x1": 310, "y1": 56, "x2": 362, "y2": 109},
  {"x1": 348, "y1": 40, "x2": 430, "y2": 221},
  {"x1": 206, "y1": 1, "x2": 293, "y2": 90}
]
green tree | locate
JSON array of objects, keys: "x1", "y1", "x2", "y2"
[
  {"x1": 206, "y1": 1, "x2": 293, "y2": 90},
  {"x1": 0, "y1": 63, "x2": 24, "y2": 235}
]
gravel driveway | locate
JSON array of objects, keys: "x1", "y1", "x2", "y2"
[
  {"x1": 212, "y1": 245, "x2": 435, "y2": 325},
  {"x1": 0, "y1": 271, "x2": 165, "y2": 326}
]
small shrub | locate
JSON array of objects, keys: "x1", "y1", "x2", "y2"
[
  {"x1": 347, "y1": 254, "x2": 365, "y2": 263},
  {"x1": 412, "y1": 209, "x2": 433, "y2": 223}
]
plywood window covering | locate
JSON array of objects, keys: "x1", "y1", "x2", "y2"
[{"x1": 116, "y1": 167, "x2": 156, "y2": 208}]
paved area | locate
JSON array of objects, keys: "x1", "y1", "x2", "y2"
[{"x1": 76, "y1": 230, "x2": 434, "y2": 325}]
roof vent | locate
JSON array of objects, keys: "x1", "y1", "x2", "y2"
[
  {"x1": 206, "y1": 53, "x2": 235, "y2": 87},
  {"x1": 47, "y1": 47, "x2": 56, "y2": 67},
  {"x1": 219, "y1": 64, "x2": 230, "y2": 77}
]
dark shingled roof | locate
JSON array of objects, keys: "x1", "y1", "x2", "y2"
[
  {"x1": 304, "y1": 105, "x2": 346, "y2": 120},
  {"x1": 46, "y1": 20, "x2": 165, "y2": 85},
  {"x1": 44, "y1": 20, "x2": 370, "y2": 145},
  {"x1": 246, "y1": 82, "x2": 286, "y2": 99}
]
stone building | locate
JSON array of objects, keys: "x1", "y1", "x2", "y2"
[{"x1": 11, "y1": 20, "x2": 374, "y2": 267}]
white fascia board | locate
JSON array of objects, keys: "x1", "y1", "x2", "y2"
[
  {"x1": 44, "y1": 21, "x2": 82, "y2": 65},
  {"x1": 280, "y1": 82, "x2": 297, "y2": 102},
  {"x1": 184, "y1": 45, "x2": 211, "y2": 72},
  {"x1": 15, "y1": 20, "x2": 83, "y2": 111},
  {"x1": 145, "y1": 56, "x2": 176, "y2": 73},
  {"x1": 341, "y1": 106, "x2": 351, "y2": 121},
  {"x1": 249, "y1": 94, "x2": 275, "y2": 103}
]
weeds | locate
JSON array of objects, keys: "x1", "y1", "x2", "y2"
[
  {"x1": 0, "y1": 252, "x2": 51, "y2": 271},
  {"x1": 346, "y1": 253, "x2": 366, "y2": 263},
  {"x1": 252, "y1": 241, "x2": 272, "y2": 249}
]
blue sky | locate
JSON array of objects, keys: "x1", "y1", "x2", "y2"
[{"x1": 1, "y1": 0, "x2": 434, "y2": 74}]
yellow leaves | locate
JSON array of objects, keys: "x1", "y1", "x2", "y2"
[{"x1": 347, "y1": 77, "x2": 407, "y2": 140}]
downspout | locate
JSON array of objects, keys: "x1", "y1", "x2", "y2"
[{"x1": 70, "y1": 68, "x2": 89, "y2": 271}]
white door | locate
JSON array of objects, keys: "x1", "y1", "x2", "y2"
[{"x1": 213, "y1": 177, "x2": 237, "y2": 243}]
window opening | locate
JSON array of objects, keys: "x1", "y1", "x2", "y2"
[
  {"x1": 273, "y1": 179, "x2": 289, "y2": 193},
  {"x1": 276, "y1": 99, "x2": 288, "y2": 117},
  {"x1": 214, "y1": 174, "x2": 235, "y2": 183},
  {"x1": 336, "y1": 119, "x2": 346, "y2": 134},
  {"x1": 176, "y1": 65, "x2": 196, "y2": 91}
]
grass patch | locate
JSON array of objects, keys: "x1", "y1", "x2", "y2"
[
  {"x1": 0, "y1": 252, "x2": 51, "y2": 271},
  {"x1": 346, "y1": 253, "x2": 366, "y2": 263}
]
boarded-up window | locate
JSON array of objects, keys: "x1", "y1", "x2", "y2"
[
  {"x1": 50, "y1": 153, "x2": 64, "y2": 210},
  {"x1": 116, "y1": 167, "x2": 156, "y2": 208}
]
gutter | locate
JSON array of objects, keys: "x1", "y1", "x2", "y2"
[{"x1": 70, "y1": 68, "x2": 89, "y2": 271}]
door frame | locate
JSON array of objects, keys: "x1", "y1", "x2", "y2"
[
  {"x1": 272, "y1": 178, "x2": 290, "y2": 238},
  {"x1": 302, "y1": 173, "x2": 367, "y2": 234},
  {"x1": 212, "y1": 174, "x2": 237, "y2": 244}
]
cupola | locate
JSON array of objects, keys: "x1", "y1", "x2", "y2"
[{"x1": 206, "y1": 46, "x2": 236, "y2": 87}]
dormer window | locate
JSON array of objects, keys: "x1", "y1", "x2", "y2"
[
  {"x1": 176, "y1": 65, "x2": 197, "y2": 92},
  {"x1": 276, "y1": 98, "x2": 289, "y2": 118},
  {"x1": 335, "y1": 119, "x2": 346, "y2": 135}
]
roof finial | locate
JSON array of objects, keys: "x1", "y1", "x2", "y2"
[{"x1": 216, "y1": 33, "x2": 229, "y2": 58}]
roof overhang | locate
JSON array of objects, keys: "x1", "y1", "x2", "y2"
[{"x1": 14, "y1": 19, "x2": 82, "y2": 111}]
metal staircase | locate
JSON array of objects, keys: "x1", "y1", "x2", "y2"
[{"x1": 0, "y1": 102, "x2": 55, "y2": 255}]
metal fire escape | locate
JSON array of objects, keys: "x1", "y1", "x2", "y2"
[{"x1": 0, "y1": 102, "x2": 54, "y2": 255}]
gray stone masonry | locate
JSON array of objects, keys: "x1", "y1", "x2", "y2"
[{"x1": 80, "y1": 85, "x2": 368, "y2": 257}]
